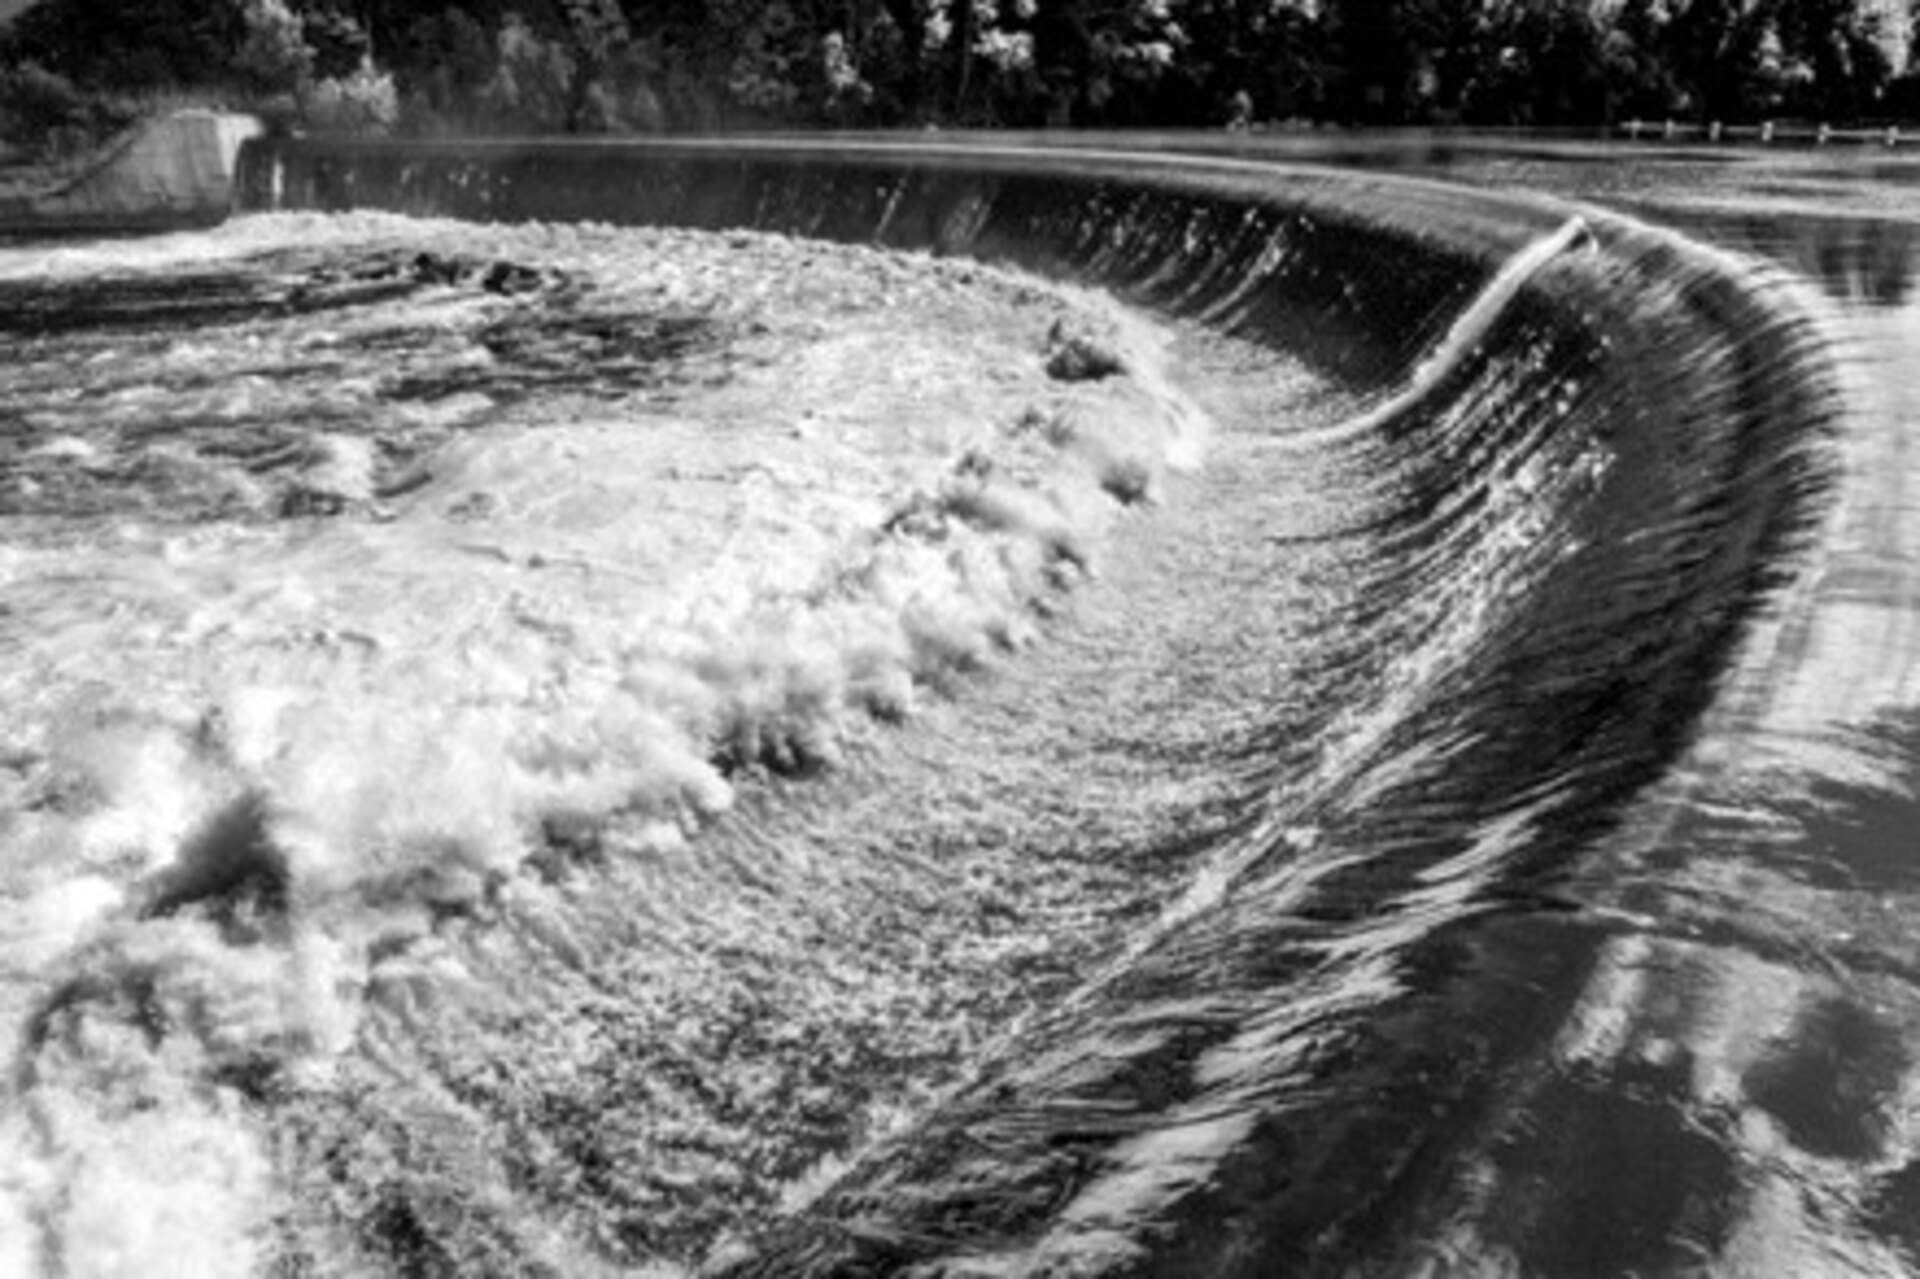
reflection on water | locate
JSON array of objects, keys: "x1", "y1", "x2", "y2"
[
  {"x1": 1807, "y1": 219, "x2": 1918, "y2": 309},
  {"x1": 1669, "y1": 209, "x2": 1920, "y2": 309},
  {"x1": 1397, "y1": 155, "x2": 1920, "y2": 1276}
]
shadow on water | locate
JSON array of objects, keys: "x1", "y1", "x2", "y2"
[
  {"x1": 1745, "y1": 996, "x2": 1909, "y2": 1162},
  {"x1": 1779, "y1": 711, "x2": 1920, "y2": 895},
  {"x1": 1480, "y1": 1064, "x2": 1744, "y2": 1274}
]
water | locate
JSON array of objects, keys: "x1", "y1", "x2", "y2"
[
  {"x1": 0, "y1": 141, "x2": 1914, "y2": 1276},
  {"x1": 0, "y1": 211, "x2": 1234, "y2": 1275},
  {"x1": 1374, "y1": 152, "x2": 1920, "y2": 1279}
]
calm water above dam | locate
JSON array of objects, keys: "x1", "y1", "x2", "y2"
[{"x1": 0, "y1": 139, "x2": 1917, "y2": 1277}]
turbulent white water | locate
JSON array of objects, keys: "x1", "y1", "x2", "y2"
[
  {"x1": 142, "y1": 135, "x2": 1917, "y2": 1277},
  {"x1": 7, "y1": 163, "x2": 1863, "y2": 1275},
  {"x1": 0, "y1": 212, "x2": 1250, "y2": 1275}
]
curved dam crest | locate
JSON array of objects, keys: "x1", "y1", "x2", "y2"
[{"x1": 4, "y1": 134, "x2": 1862, "y2": 1275}]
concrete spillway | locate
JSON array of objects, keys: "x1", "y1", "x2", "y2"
[
  {"x1": 6, "y1": 131, "x2": 1888, "y2": 1275},
  {"x1": 231, "y1": 135, "x2": 1846, "y2": 1275}
]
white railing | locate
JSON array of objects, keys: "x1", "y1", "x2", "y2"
[{"x1": 1619, "y1": 118, "x2": 1907, "y2": 148}]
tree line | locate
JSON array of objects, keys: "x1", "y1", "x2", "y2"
[{"x1": 4, "y1": 0, "x2": 1919, "y2": 153}]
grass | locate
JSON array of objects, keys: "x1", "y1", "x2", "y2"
[{"x1": 0, "y1": 135, "x2": 93, "y2": 197}]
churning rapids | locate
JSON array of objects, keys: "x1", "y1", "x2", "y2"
[{"x1": 0, "y1": 138, "x2": 1915, "y2": 1277}]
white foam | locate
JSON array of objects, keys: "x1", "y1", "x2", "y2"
[{"x1": 0, "y1": 213, "x2": 1215, "y2": 1272}]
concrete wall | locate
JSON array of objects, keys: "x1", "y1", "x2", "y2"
[{"x1": 0, "y1": 109, "x2": 263, "y2": 235}]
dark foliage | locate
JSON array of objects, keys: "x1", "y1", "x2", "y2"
[{"x1": 1, "y1": 0, "x2": 1916, "y2": 138}]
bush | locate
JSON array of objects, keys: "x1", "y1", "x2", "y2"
[
  {"x1": 235, "y1": 0, "x2": 315, "y2": 96},
  {"x1": 480, "y1": 14, "x2": 574, "y2": 130},
  {"x1": 302, "y1": 59, "x2": 399, "y2": 134},
  {"x1": 575, "y1": 43, "x2": 667, "y2": 133},
  {"x1": 303, "y1": 9, "x2": 372, "y2": 82},
  {"x1": 0, "y1": 61, "x2": 141, "y2": 158},
  {"x1": 0, "y1": 61, "x2": 87, "y2": 141}
]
